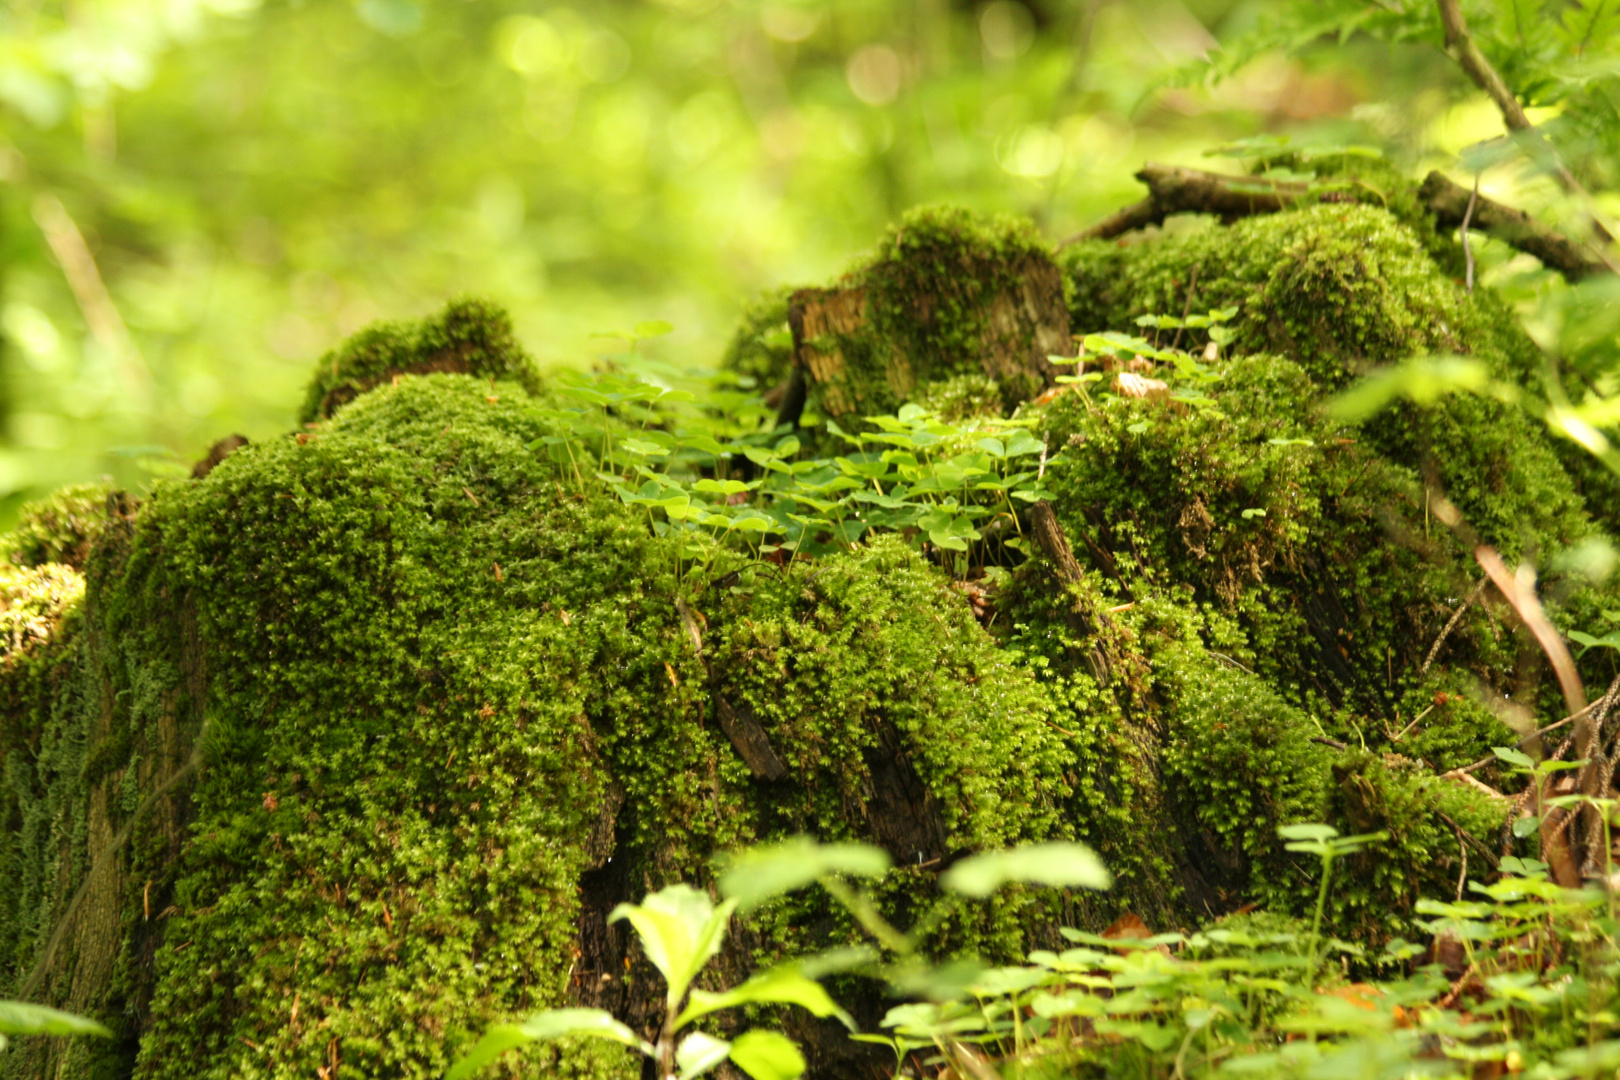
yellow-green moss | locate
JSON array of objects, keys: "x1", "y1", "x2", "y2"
[{"x1": 3, "y1": 484, "x2": 113, "y2": 569}]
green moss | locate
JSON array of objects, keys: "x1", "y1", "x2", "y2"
[
  {"x1": 0, "y1": 560, "x2": 102, "y2": 1077},
  {"x1": 296, "y1": 298, "x2": 544, "y2": 426},
  {"x1": 909, "y1": 373, "x2": 1008, "y2": 421},
  {"x1": 796, "y1": 204, "x2": 1065, "y2": 422},
  {"x1": 3, "y1": 484, "x2": 113, "y2": 569}
]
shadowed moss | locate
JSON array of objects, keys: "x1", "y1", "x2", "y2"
[{"x1": 718, "y1": 287, "x2": 796, "y2": 394}]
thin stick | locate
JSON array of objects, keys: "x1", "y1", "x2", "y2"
[
  {"x1": 1169, "y1": 264, "x2": 1200, "y2": 352},
  {"x1": 1453, "y1": 820, "x2": 1469, "y2": 900},
  {"x1": 1474, "y1": 547, "x2": 1586, "y2": 721},
  {"x1": 1444, "y1": 699, "x2": 1601, "y2": 776},
  {"x1": 1435, "y1": 0, "x2": 1619, "y2": 257},
  {"x1": 31, "y1": 194, "x2": 151, "y2": 398},
  {"x1": 1422, "y1": 579, "x2": 1488, "y2": 675},
  {"x1": 1461, "y1": 176, "x2": 1479, "y2": 294}
]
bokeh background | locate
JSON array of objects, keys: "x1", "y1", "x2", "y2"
[{"x1": 0, "y1": 0, "x2": 1562, "y2": 517}]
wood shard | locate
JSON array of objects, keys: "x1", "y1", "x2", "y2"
[{"x1": 715, "y1": 696, "x2": 787, "y2": 780}]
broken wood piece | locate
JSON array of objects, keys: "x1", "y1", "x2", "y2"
[
  {"x1": 1066, "y1": 163, "x2": 1311, "y2": 243},
  {"x1": 1030, "y1": 500, "x2": 1084, "y2": 586},
  {"x1": 715, "y1": 696, "x2": 787, "y2": 780},
  {"x1": 1114, "y1": 371, "x2": 1169, "y2": 399}
]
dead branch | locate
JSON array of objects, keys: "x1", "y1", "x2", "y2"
[
  {"x1": 1420, "y1": 171, "x2": 1609, "y2": 281},
  {"x1": 1422, "y1": 578, "x2": 1488, "y2": 676},
  {"x1": 1444, "y1": 699, "x2": 1599, "y2": 776},
  {"x1": 1064, "y1": 161, "x2": 1612, "y2": 282},
  {"x1": 1065, "y1": 164, "x2": 1309, "y2": 243}
]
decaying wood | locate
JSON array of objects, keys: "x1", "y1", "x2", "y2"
[
  {"x1": 1030, "y1": 499, "x2": 1084, "y2": 586},
  {"x1": 786, "y1": 253, "x2": 1070, "y2": 423},
  {"x1": 1066, "y1": 161, "x2": 1613, "y2": 283},
  {"x1": 1065, "y1": 164, "x2": 1311, "y2": 243},
  {"x1": 190, "y1": 434, "x2": 249, "y2": 480},
  {"x1": 715, "y1": 696, "x2": 787, "y2": 781}
]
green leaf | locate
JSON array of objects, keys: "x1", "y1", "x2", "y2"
[
  {"x1": 1278, "y1": 823, "x2": 1339, "y2": 843},
  {"x1": 693, "y1": 478, "x2": 752, "y2": 496},
  {"x1": 446, "y1": 1009, "x2": 648, "y2": 1079},
  {"x1": 0, "y1": 1001, "x2": 112, "y2": 1039},
  {"x1": 1514, "y1": 815, "x2": 1544, "y2": 839},
  {"x1": 678, "y1": 963, "x2": 855, "y2": 1030},
  {"x1": 718, "y1": 836, "x2": 891, "y2": 910},
  {"x1": 1570, "y1": 629, "x2": 1620, "y2": 654},
  {"x1": 634, "y1": 319, "x2": 675, "y2": 338},
  {"x1": 676, "y1": 1031, "x2": 731, "y2": 1079},
  {"x1": 1326, "y1": 355, "x2": 1500, "y2": 422},
  {"x1": 1241, "y1": 508, "x2": 1266, "y2": 519},
  {"x1": 609, "y1": 885, "x2": 737, "y2": 1009},
  {"x1": 1492, "y1": 746, "x2": 1537, "y2": 770},
  {"x1": 728, "y1": 1030, "x2": 806, "y2": 1080},
  {"x1": 938, "y1": 842, "x2": 1112, "y2": 897}
]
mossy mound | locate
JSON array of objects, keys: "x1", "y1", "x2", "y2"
[
  {"x1": 1, "y1": 344, "x2": 1088, "y2": 1076},
  {"x1": 3, "y1": 484, "x2": 113, "y2": 569},
  {"x1": 296, "y1": 297, "x2": 543, "y2": 426}
]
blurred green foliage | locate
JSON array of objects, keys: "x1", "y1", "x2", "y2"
[{"x1": 0, "y1": 0, "x2": 1608, "y2": 527}]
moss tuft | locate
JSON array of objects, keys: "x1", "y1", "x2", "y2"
[
  {"x1": 296, "y1": 298, "x2": 543, "y2": 426},
  {"x1": 3, "y1": 484, "x2": 113, "y2": 569}
]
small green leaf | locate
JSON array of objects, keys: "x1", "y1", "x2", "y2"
[
  {"x1": 1126, "y1": 421, "x2": 1150, "y2": 435},
  {"x1": 1513, "y1": 814, "x2": 1543, "y2": 839},
  {"x1": 678, "y1": 964, "x2": 855, "y2": 1031},
  {"x1": 676, "y1": 1031, "x2": 731, "y2": 1080},
  {"x1": 1492, "y1": 746, "x2": 1536, "y2": 770},
  {"x1": 609, "y1": 885, "x2": 737, "y2": 1010},
  {"x1": 634, "y1": 320, "x2": 675, "y2": 338},
  {"x1": 939, "y1": 842, "x2": 1112, "y2": 898},
  {"x1": 1241, "y1": 508, "x2": 1266, "y2": 519},
  {"x1": 728, "y1": 1030, "x2": 806, "y2": 1080}
]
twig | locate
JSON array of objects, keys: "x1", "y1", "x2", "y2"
[
  {"x1": 1311, "y1": 735, "x2": 1348, "y2": 751},
  {"x1": 1422, "y1": 579, "x2": 1488, "y2": 675},
  {"x1": 1420, "y1": 171, "x2": 1610, "y2": 281},
  {"x1": 1169, "y1": 264, "x2": 1200, "y2": 352},
  {"x1": 31, "y1": 194, "x2": 151, "y2": 397},
  {"x1": 1453, "y1": 819, "x2": 1468, "y2": 900},
  {"x1": 1474, "y1": 547, "x2": 1586, "y2": 722},
  {"x1": 1460, "y1": 176, "x2": 1479, "y2": 294},
  {"x1": 1438, "y1": 808, "x2": 1500, "y2": 871}
]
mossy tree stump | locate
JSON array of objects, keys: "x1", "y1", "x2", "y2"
[{"x1": 4, "y1": 182, "x2": 1617, "y2": 1079}]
